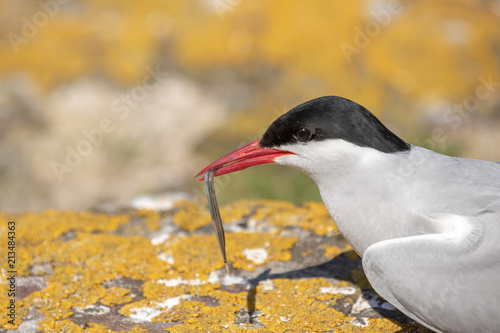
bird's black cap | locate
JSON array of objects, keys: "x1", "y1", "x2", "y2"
[{"x1": 260, "y1": 96, "x2": 410, "y2": 154}]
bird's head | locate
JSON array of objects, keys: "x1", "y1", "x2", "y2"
[{"x1": 196, "y1": 96, "x2": 410, "y2": 181}]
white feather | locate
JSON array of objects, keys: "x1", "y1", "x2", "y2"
[{"x1": 274, "y1": 138, "x2": 500, "y2": 332}]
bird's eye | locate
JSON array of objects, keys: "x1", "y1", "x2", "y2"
[{"x1": 296, "y1": 127, "x2": 312, "y2": 142}]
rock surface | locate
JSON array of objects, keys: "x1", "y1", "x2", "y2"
[{"x1": 0, "y1": 198, "x2": 431, "y2": 332}]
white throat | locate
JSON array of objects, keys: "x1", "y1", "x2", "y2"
[{"x1": 274, "y1": 140, "x2": 414, "y2": 255}]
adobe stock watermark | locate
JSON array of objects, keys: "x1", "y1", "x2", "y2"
[
  {"x1": 398, "y1": 75, "x2": 500, "y2": 177},
  {"x1": 340, "y1": 0, "x2": 410, "y2": 63},
  {"x1": 50, "y1": 65, "x2": 169, "y2": 182},
  {"x1": 213, "y1": 0, "x2": 242, "y2": 20},
  {"x1": 7, "y1": 0, "x2": 70, "y2": 53}
]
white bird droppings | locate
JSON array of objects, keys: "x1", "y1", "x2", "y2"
[
  {"x1": 260, "y1": 279, "x2": 275, "y2": 291},
  {"x1": 320, "y1": 286, "x2": 357, "y2": 295},
  {"x1": 129, "y1": 295, "x2": 191, "y2": 322},
  {"x1": 158, "y1": 273, "x2": 247, "y2": 287},
  {"x1": 128, "y1": 306, "x2": 163, "y2": 322},
  {"x1": 131, "y1": 193, "x2": 190, "y2": 211},
  {"x1": 207, "y1": 270, "x2": 247, "y2": 285},
  {"x1": 74, "y1": 304, "x2": 110, "y2": 316},
  {"x1": 156, "y1": 253, "x2": 175, "y2": 264},
  {"x1": 157, "y1": 278, "x2": 204, "y2": 287},
  {"x1": 351, "y1": 318, "x2": 369, "y2": 327},
  {"x1": 352, "y1": 294, "x2": 396, "y2": 314},
  {"x1": 151, "y1": 233, "x2": 170, "y2": 246},
  {"x1": 242, "y1": 248, "x2": 268, "y2": 264}
]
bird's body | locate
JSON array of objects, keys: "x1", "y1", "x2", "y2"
[
  {"x1": 280, "y1": 142, "x2": 500, "y2": 254},
  {"x1": 197, "y1": 96, "x2": 500, "y2": 333},
  {"x1": 283, "y1": 143, "x2": 500, "y2": 332}
]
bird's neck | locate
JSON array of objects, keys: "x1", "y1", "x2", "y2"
[
  {"x1": 311, "y1": 146, "x2": 416, "y2": 256},
  {"x1": 276, "y1": 140, "x2": 424, "y2": 255}
]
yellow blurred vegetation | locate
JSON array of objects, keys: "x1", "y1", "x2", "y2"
[
  {"x1": 1, "y1": 0, "x2": 499, "y2": 210},
  {"x1": 2, "y1": 0, "x2": 499, "y2": 106}
]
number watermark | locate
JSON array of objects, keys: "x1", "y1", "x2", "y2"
[{"x1": 6, "y1": 221, "x2": 16, "y2": 326}]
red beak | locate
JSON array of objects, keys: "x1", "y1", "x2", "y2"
[{"x1": 195, "y1": 140, "x2": 294, "y2": 181}]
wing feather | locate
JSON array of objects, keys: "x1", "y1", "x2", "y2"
[{"x1": 362, "y1": 209, "x2": 500, "y2": 333}]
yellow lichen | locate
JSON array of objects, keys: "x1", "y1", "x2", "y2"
[
  {"x1": 251, "y1": 200, "x2": 338, "y2": 236},
  {"x1": 173, "y1": 200, "x2": 255, "y2": 232},
  {"x1": 132, "y1": 209, "x2": 162, "y2": 231},
  {"x1": 126, "y1": 325, "x2": 149, "y2": 333},
  {"x1": 322, "y1": 243, "x2": 354, "y2": 258},
  {"x1": 172, "y1": 199, "x2": 337, "y2": 236},
  {"x1": 101, "y1": 287, "x2": 133, "y2": 306},
  {"x1": 51, "y1": 320, "x2": 83, "y2": 333},
  {"x1": 0, "y1": 202, "x2": 420, "y2": 332},
  {"x1": 164, "y1": 291, "x2": 248, "y2": 332},
  {"x1": 172, "y1": 201, "x2": 211, "y2": 232},
  {"x1": 120, "y1": 299, "x2": 152, "y2": 319},
  {"x1": 165, "y1": 232, "x2": 297, "y2": 279},
  {"x1": 229, "y1": 233, "x2": 297, "y2": 271}
]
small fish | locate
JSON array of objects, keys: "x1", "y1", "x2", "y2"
[{"x1": 205, "y1": 169, "x2": 230, "y2": 273}]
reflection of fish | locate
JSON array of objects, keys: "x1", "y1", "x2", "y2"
[{"x1": 204, "y1": 169, "x2": 229, "y2": 273}]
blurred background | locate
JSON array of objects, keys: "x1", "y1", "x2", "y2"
[{"x1": 1, "y1": 0, "x2": 499, "y2": 212}]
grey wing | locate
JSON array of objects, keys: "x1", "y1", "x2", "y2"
[{"x1": 362, "y1": 208, "x2": 500, "y2": 333}]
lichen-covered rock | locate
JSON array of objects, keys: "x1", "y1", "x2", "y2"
[{"x1": 0, "y1": 200, "x2": 430, "y2": 332}]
